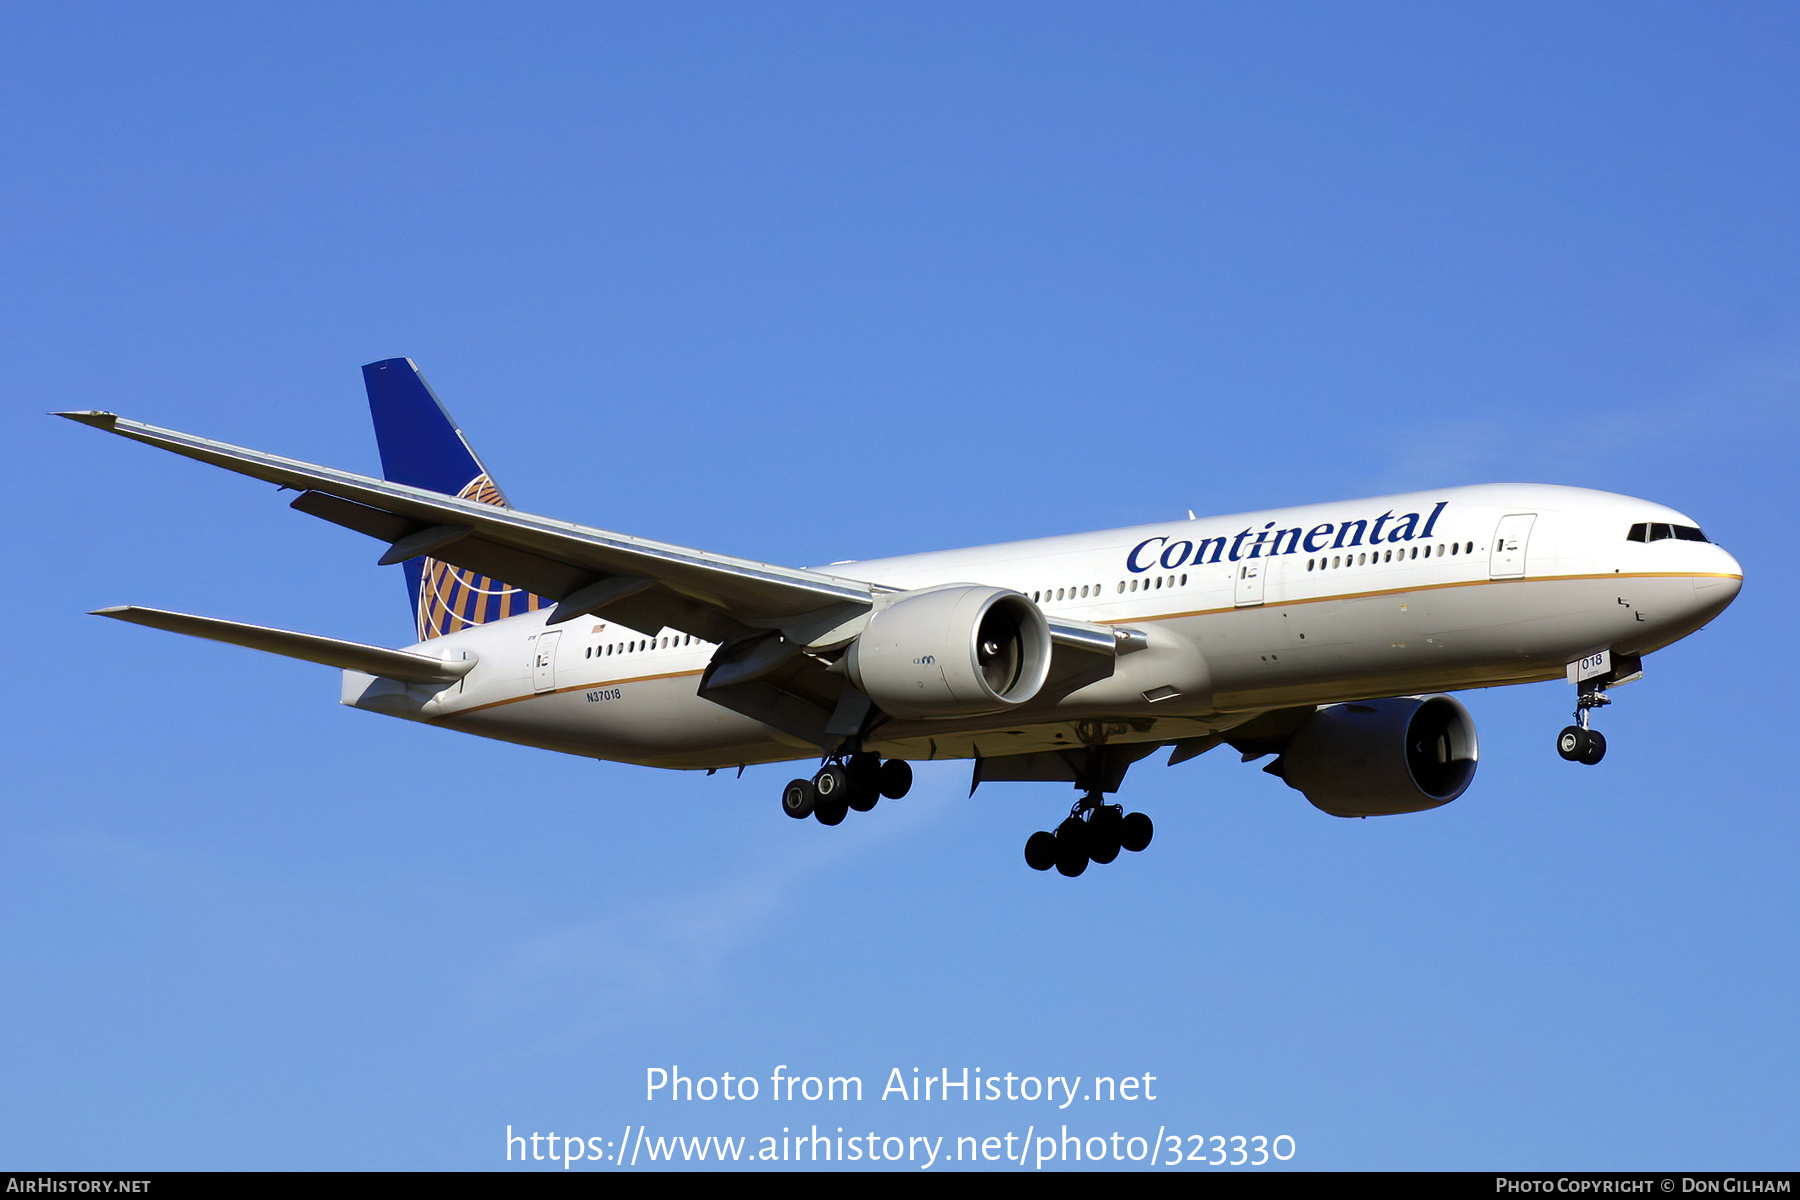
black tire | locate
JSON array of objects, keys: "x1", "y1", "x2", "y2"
[
  {"x1": 1557, "y1": 726, "x2": 1589, "y2": 761},
  {"x1": 878, "y1": 759, "x2": 914, "y2": 800},
  {"x1": 1024, "y1": 831, "x2": 1056, "y2": 871},
  {"x1": 1054, "y1": 818, "x2": 1089, "y2": 877},
  {"x1": 1120, "y1": 811, "x2": 1154, "y2": 853},
  {"x1": 1089, "y1": 807, "x2": 1123, "y2": 864},
  {"x1": 839, "y1": 755, "x2": 880, "y2": 811},
  {"x1": 846, "y1": 753, "x2": 881, "y2": 792},
  {"x1": 781, "y1": 778, "x2": 816, "y2": 819},
  {"x1": 1578, "y1": 729, "x2": 1607, "y2": 765},
  {"x1": 815, "y1": 799, "x2": 849, "y2": 826},
  {"x1": 813, "y1": 763, "x2": 849, "y2": 801}
]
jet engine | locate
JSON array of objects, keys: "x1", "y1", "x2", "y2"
[
  {"x1": 845, "y1": 585, "x2": 1052, "y2": 719},
  {"x1": 1278, "y1": 694, "x2": 1478, "y2": 817}
]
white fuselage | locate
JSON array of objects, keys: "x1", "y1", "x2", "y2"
[{"x1": 341, "y1": 484, "x2": 1742, "y2": 770}]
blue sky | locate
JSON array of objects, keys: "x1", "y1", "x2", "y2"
[{"x1": 2, "y1": 2, "x2": 1795, "y2": 1170}]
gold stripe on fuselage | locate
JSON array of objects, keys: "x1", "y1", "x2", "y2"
[
  {"x1": 440, "y1": 570, "x2": 1741, "y2": 720},
  {"x1": 1105, "y1": 570, "x2": 1742, "y2": 625},
  {"x1": 454, "y1": 667, "x2": 706, "y2": 716}
]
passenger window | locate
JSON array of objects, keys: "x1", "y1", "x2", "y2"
[{"x1": 1179, "y1": 573, "x2": 1187, "y2": 585}]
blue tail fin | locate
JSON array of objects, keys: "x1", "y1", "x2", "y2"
[{"x1": 362, "y1": 358, "x2": 546, "y2": 640}]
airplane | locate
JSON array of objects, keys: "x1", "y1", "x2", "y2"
[{"x1": 59, "y1": 358, "x2": 1744, "y2": 877}]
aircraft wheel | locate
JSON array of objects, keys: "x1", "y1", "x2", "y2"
[
  {"x1": 1120, "y1": 811, "x2": 1154, "y2": 853},
  {"x1": 1088, "y1": 807, "x2": 1123, "y2": 864},
  {"x1": 1578, "y1": 729, "x2": 1607, "y2": 765},
  {"x1": 1024, "y1": 831, "x2": 1056, "y2": 872},
  {"x1": 815, "y1": 799, "x2": 849, "y2": 826},
  {"x1": 878, "y1": 759, "x2": 913, "y2": 799},
  {"x1": 781, "y1": 778, "x2": 816, "y2": 819},
  {"x1": 813, "y1": 763, "x2": 849, "y2": 801},
  {"x1": 1054, "y1": 818, "x2": 1089, "y2": 877},
  {"x1": 1557, "y1": 726, "x2": 1589, "y2": 761},
  {"x1": 846, "y1": 753, "x2": 880, "y2": 793}
]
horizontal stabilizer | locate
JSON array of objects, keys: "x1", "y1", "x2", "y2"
[{"x1": 92, "y1": 606, "x2": 476, "y2": 684}]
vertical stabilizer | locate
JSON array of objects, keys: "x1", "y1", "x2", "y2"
[{"x1": 361, "y1": 358, "x2": 546, "y2": 640}]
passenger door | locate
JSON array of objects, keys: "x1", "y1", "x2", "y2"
[
  {"x1": 532, "y1": 630, "x2": 561, "y2": 693},
  {"x1": 1234, "y1": 561, "x2": 1266, "y2": 607},
  {"x1": 1489, "y1": 514, "x2": 1536, "y2": 578}
]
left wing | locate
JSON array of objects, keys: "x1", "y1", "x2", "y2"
[
  {"x1": 62, "y1": 410, "x2": 1127, "y2": 749},
  {"x1": 58, "y1": 411, "x2": 875, "y2": 648}
]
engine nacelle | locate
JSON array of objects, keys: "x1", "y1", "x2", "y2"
[
  {"x1": 846, "y1": 585, "x2": 1052, "y2": 719},
  {"x1": 1280, "y1": 694, "x2": 1479, "y2": 817}
]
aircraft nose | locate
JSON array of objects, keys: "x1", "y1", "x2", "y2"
[{"x1": 1690, "y1": 548, "x2": 1743, "y2": 617}]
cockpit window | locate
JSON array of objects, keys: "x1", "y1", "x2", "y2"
[{"x1": 1627, "y1": 522, "x2": 1708, "y2": 543}]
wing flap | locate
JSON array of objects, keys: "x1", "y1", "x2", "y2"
[{"x1": 93, "y1": 605, "x2": 475, "y2": 684}]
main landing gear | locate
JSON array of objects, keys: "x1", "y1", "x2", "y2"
[
  {"x1": 1023, "y1": 790, "x2": 1154, "y2": 878},
  {"x1": 1556, "y1": 677, "x2": 1610, "y2": 766},
  {"x1": 781, "y1": 753, "x2": 912, "y2": 825}
]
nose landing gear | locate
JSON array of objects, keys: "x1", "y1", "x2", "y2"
[
  {"x1": 781, "y1": 753, "x2": 913, "y2": 823},
  {"x1": 1556, "y1": 676, "x2": 1610, "y2": 765}
]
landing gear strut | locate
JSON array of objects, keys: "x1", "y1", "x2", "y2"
[
  {"x1": 781, "y1": 752, "x2": 912, "y2": 824},
  {"x1": 1024, "y1": 789, "x2": 1154, "y2": 876},
  {"x1": 1556, "y1": 677, "x2": 1610, "y2": 766}
]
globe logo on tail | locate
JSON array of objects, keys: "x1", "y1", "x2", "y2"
[{"x1": 417, "y1": 474, "x2": 547, "y2": 640}]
